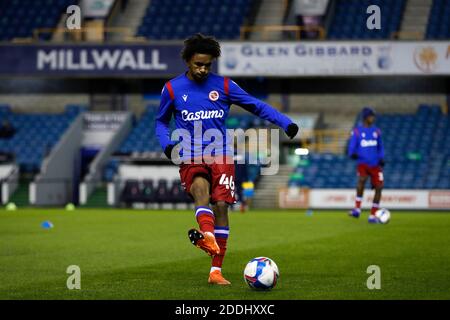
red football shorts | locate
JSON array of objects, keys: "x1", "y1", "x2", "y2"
[
  {"x1": 179, "y1": 156, "x2": 236, "y2": 204},
  {"x1": 357, "y1": 163, "x2": 384, "y2": 188}
]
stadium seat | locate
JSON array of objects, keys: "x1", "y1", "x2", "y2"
[
  {"x1": 328, "y1": 0, "x2": 406, "y2": 40},
  {"x1": 426, "y1": 0, "x2": 450, "y2": 39},
  {"x1": 289, "y1": 104, "x2": 449, "y2": 190},
  {"x1": 0, "y1": 105, "x2": 83, "y2": 173},
  {"x1": 170, "y1": 179, "x2": 192, "y2": 204},
  {"x1": 141, "y1": 179, "x2": 156, "y2": 203},
  {"x1": 121, "y1": 180, "x2": 141, "y2": 205},
  {"x1": 136, "y1": 0, "x2": 253, "y2": 40},
  {"x1": 155, "y1": 179, "x2": 171, "y2": 203},
  {"x1": 0, "y1": 0, "x2": 78, "y2": 41}
]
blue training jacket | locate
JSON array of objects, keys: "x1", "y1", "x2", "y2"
[
  {"x1": 347, "y1": 125, "x2": 385, "y2": 167},
  {"x1": 155, "y1": 72, "x2": 294, "y2": 160}
]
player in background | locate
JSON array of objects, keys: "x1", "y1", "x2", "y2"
[
  {"x1": 156, "y1": 34, "x2": 299, "y2": 285},
  {"x1": 348, "y1": 107, "x2": 385, "y2": 223},
  {"x1": 241, "y1": 180, "x2": 255, "y2": 213}
]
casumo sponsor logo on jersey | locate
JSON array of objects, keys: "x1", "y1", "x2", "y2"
[
  {"x1": 360, "y1": 139, "x2": 378, "y2": 147},
  {"x1": 181, "y1": 110, "x2": 225, "y2": 121}
]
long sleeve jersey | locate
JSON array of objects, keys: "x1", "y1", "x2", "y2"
[
  {"x1": 155, "y1": 72, "x2": 294, "y2": 160},
  {"x1": 347, "y1": 125, "x2": 385, "y2": 167}
]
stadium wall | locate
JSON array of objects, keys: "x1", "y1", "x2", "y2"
[
  {"x1": 279, "y1": 188, "x2": 450, "y2": 210},
  {"x1": 0, "y1": 94, "x2": 89, "y2": 113},
  {"x1": 30, "y1": 114, "x2": 83, "y2": 206},
  {"x1": 0, "y1": 164, "x2": 19, "y2": 204},
  {"x1": 287, "y1": 93, "x2": 447, "y2": 114},
  {"x1": 80, "y1": 112, "x2": 133, "y2": 204}
]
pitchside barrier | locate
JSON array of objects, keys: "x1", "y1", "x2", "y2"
[
  {"x1": 29, "y1": 178, "x2": 73, "y2": 207},
  {"x1": 279, "y1": 188, "x2": 450, "y2": 210},
  {"x1": 0, "y1": 163, "x2": 19, "y2": 204}
]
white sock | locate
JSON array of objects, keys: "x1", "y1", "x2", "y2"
[{"x1": 210, "y1": 267, "x2": 221, "y2": 273}]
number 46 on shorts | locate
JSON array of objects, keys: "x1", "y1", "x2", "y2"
[{"x1": 219, "y1": 174, "x2": 235, "y2": 197}]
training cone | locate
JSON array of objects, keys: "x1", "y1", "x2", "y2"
[
  {"x1": 6, "y1": 202, "x2": 17, "y2": 211},
  {"x1": 41, "y1": 221, "x2": 54, "y2": 229}
]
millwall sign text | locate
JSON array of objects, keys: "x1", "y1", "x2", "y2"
[
  {"x1": 37, "y1": 48, "x2": 167, "y2": 71},
  {"x1": 0, "y1": 44, "x2": 194, "y2": 76}
]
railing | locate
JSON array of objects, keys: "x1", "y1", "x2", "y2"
[
  {"x1": 32, "y1": 26, "x2": 144, "y2": 42},
  {"x1": 240, "y1": 25, "x2": 326, "y2": 40},
  {"x1": 300, "y1": 129, "x2": 349, "y2": 154},
  {"x1": 24, "y1": 23, "x2": 425, "y2": 43},
  {"x1": 390, "y1": 31, "x2": 423, "y2": 40}
]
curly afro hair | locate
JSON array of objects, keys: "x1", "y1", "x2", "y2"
[{"x1": 181, "y1": 33, "x2": 221, "y2": 62}]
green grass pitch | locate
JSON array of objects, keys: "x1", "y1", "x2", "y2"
[{"x1": 1, "y1": 208, "x2": 449, "y2": 300}]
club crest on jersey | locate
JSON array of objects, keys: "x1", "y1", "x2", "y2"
[{"x1": 209, "y1": 90, "x2": 219, "y2": 101}]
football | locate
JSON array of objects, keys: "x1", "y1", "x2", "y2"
[
  {"x1": 243, "y1": 257, "x2": 279, "y2": 290},
  {"x1": 375, "y1": 208, "x2": 391, "y2": 224}
]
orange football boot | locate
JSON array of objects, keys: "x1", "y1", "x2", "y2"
[
  {"x1": 208, "y1": 270, "x2": 231, "y2": 285},
  {"x1": 188, "y1": 228, "x2": 220, "y2": 256}
]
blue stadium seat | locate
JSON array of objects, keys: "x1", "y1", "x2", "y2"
[
  {"x1": 328, "y1": 0, "x2": 406, "y2": 40},
  {"x1": 0, "y1": 0, "x2": 77, "y2": 41},
  {"x1": 289, "y1": 104, "x2": 449, "y2": 190},
  {"x1": 426, "y1": 0, "x2": 450, "y2": 39},
  {"x1": 0, "y1": 106, "x2": 85, "y2": 173},
  {"x1": 136, "y1": 0, "x2": 252, "y2": 40}
]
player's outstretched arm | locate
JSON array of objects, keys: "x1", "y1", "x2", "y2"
[
  {"x1": 227, "y1": 78, "x2": 298, "y2": 139},
  {"x1": 156, "y1": 84, "x2": 175, "y2": 159},
  {"x1": 348, "y1": 129, "x2": 359, "y2": 159}
]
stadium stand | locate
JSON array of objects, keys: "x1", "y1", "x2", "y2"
[
  {"x1": 136, "y1": 0, "x2": 253, "y2": 40},
  {"x1": 328, "y1": 0, "x2": 406, "y2": 39},
  {"x1": 289, "y1": 105, "x2": 450, "y2": 190},
  {"x1": 117, "y1": 106, "x2": 167, "y2": 154},
  {"x1": 426, "y1": 0, "x2": 450, "y2": 39},
  {"x1": 0, "y1": 105, "x2": 85, "y2": 173},
  {"x1": 103, "y1": 159, "x2": 120, "y2": 182},
  {"x1": 0, "y1": 0, "x2": 78, "y2": 41}
]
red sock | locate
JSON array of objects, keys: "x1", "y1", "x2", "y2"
[
  {"x1": 212, "y1": 238, "x2": 227, "y2": 268},
  {"x1": 355, "y1": 196, "x2": 362, "y2": 209},
  {"x1": 195, "y1": 206, "x2": 215, "y2": 234},
  {"x1": 212, "y1": 226, "x2": 229, "y2": 269},
  {"x1": 371, "y1": 203, "x2": 380, "y2": 216}
]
